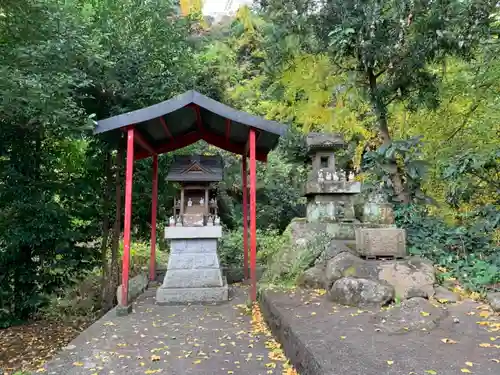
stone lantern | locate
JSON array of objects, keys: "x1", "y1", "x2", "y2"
[{"x1": 304, "y1": 132, "x2": 361, "y2": 223}]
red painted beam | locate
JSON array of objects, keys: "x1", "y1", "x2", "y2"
[
  {"x1": 135, "y1": 131, "x2": 201, "y2": 160},
  {"x1": 121, "y1": 127, "x2": 135, "y2": 308},
  {"x1": 201, "y1": 131, "x2": 267, "y2": 162},
  {"x1": 134, "y1": 131, "x2": 156, "y2": 155},
  {"x1": 150, "y1": 154, "x2": 158, "y2": 282},
  {"x1": 159, "y1": 117, "x2": 173, "y2": 139},
  {"x1": 242, "y1": 156, "x2": 249, "y2": 280},
  {"x1": 249, "y1": 128, "x2": 257, "y2": 302},
  {"x1": 225, "y1": 118, "x2": 231, "y2": 143}
]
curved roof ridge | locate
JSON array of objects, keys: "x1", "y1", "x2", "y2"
[{"x1": 95, "y1": 90, "x2": 286, "y2": 136}]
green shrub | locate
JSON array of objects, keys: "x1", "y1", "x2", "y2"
[
  {"x1": 40, "y1": 269, "x2": 102, "y2": 324},
  {"x1": 218, "y1": 228, "x2": 288, "y2": 267},
  {"x1": 396, "y1": 204, "x2": 500, "y2": 292}
]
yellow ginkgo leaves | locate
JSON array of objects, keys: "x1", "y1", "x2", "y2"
[
  {"x1": 151, "y1": 355, "x2": 160, "y2": 362},
  {"x1": 460, "y1": 369, "x2": 471, "y2": 373},
  {"x1": 420, "y1": 311, "x2": 431, "y2": 317},
  {"x1": 386, "y1": 360, "x2": 394, "y2": 365},
  {"x1": 424, "y1": 370, "x2": 437, "y2": 375},
  {"x1": 144, "y1": 370, "x2": 162, "y2": 374},
  {"x1": 72, "y1": 362, "x2": 84, "y2": 367}
]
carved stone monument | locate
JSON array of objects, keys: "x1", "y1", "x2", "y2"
[{"x1": 355, "y1": 228, "x2": 407, "y2": 258}]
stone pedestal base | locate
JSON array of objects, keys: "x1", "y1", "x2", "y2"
[
  {"x1": 156, "y1": 226, "x2": 228, "y2": 304},
  {"x1": 156, "y1": 278, "x2": 229, "y2": 304}
]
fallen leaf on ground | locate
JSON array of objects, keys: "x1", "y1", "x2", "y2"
[
  {"x1": 479, "y1": 311, "x2": 491, "y2": 318},
  {"x1": 73, "y1": 362, "x2": 84, "y2": 367},
  {"x1": 460, "y1": 369, "x2": 471, "y2": 373},
  {"x1": 465, "y1": 362, "x2": 473, "y2": 367},
  {"x1": 387, "y1": 360, "x2": 394, "y2": 365},
  {"x1": 151, "y1": 355, "x2": 160, "y2": 362},
  {"x1": 490, "y1": 359, "x2": 499, "y2": 363},
  {"x1": 441, "y1": 338, "x2": 457, "y2": 344},
  {"x1": 420, "y1": 311, "x2": 430, "y2": 317},
  {"x1": 479, "y1": 343, "x2": 492, "y2": 348},
  {"x1": 425, "y1": 370, "x2": 437, "y2": 374}
]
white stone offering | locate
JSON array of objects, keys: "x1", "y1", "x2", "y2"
[
  {"x1": 214, "y1": 216, "x2": 221, "y2": 226},
  {"x1": 317, "y1": 169, "x2": 325, "y2": 183}
]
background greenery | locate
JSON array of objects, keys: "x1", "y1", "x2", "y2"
[{"x1": 0, "y1": 0, "x2": 498, "y2": 328}]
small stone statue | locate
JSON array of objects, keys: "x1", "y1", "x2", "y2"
[
  {"x1": 187, "y1": 198, "x2": 193, "y2": 207},
  {"x1": 348, "y1": 171, "x2": 355, "y2": 181},
  {"x1": 169, "y1": 216, "x2": 175, "y2": 226},
  {"x1": 317, "y1": 169, "x2": 325, "y2": 183},
  {"x1": 199, "y1": 197, "x2": 204, "y2": 205},
  {"x1": 325, "y1": 171, "x2": 332, "y2": 181},
  {"x1": 333, "y1": 172, "x2": 339, "y2": 181},
  {"x1": 338, "y1": 169, "x2": 345, "y2": 181},
  {"x1": 207, "y1": 215, "x2": 214, "y2": 226},
  {"x1": 210, "y1": 198, "x2": 215, "y2": 205},
  {"x1": 214, "y1": 216, "x2": 221, "y2": 226}
]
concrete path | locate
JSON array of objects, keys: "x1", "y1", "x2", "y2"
[
  {"x1": 43, "y1": 286, "x2": 289, "y2": 375},
  {"x1": 262, "y1": 288, "x2": 500, "y2": 375}
]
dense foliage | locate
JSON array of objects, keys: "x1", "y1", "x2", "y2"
[{"x1": 0, "y1": 0, "x2": 498, "y2": 328}]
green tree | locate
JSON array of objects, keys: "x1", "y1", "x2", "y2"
[{"x1": 260, "y1": 0, "x2": 496, "y2": 203}]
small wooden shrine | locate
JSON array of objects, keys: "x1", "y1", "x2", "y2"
[{"x1": 167, "y1": 155, "x2": 222, "y2": 227}]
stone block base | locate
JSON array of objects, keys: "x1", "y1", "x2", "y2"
[
  {"x1": 116, "y1": 304, "x2": 133, "y2": 316},
  {"x1": 156, "y1": 280, "x2": 229, "y2": 304}
]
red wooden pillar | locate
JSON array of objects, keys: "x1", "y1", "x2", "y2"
[
  {"x1": 249, "y1": 128, "x2": 257, "y2": 301},
  {"x1": 150, "y1": 154, "x2": 158, "y2": 282},
  {"x1": 242, "y1": 156, "x2": 249, "y2": 280},
  {"x1": 121, "y1": 127, "x2": 135, "y2": 307}
]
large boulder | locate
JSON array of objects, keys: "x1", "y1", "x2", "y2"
[
  {"x1": 297, "y1": 266, "x2": 326, "y2": 289},
  {"x1": 315, "y1": 239, "x2": 355, "y2": 267},
  {"x1": 325, "y1": 252, "x2": 379, "y2": 288},
  {"x1": 372, "y1": 297, "x2": 448, "y2": 333},
  {"x1": 325, "y1": 252, "x2": 436, "y2": 300},
  {"x1": 328, "y1": 277, "x2": 394, "y2": 307},
  {"x1": 487, "y1": 292, "x2": 500, "y2": 312},
  {"x1": 378, "y1": 257, "x2": 436, "y2": 300}
]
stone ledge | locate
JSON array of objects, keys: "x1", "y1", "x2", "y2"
[
  {"x1": 156, "y1": 281, "x2": 229, "y2": 304},
  {"x1": 260, "y1": 291, "x2": 324, "y2": 375},
  {"x1": 165, "y1": 225, "x2": 222, "y2": 239}
]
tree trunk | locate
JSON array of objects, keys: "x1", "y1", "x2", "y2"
[
  {"x1": 104, "y1": 147, "x2": 123, "y2": 310},
  {"x1": 367, "y1": 68, "x2": 410, "y2": 204},
  {"x1": 100, "y1": 151, "x2": 113, "y2": 308}
]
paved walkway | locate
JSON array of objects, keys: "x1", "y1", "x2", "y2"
[
  {"x1": 43, "y1": 286, "x2": 289, "y2": 375},
  {"x1": 263, "y1": 288, "x2": 500, "y2": 375}
]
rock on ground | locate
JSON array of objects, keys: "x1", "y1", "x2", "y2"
[
  {"x1": 328, "y1": 277, "x2": 394, "y2": 307},
  {"x1": 377, "y1": 257, "x2": 435, "y2": 299},
  {"x1": 434, "y1": 286, "x2": 461, "y2": 303},
  {"x1": 116, "y1": 273, "x2": 149, "y2": 304},
  {"x1": 325, "y1": 252, "x2": 435, "y2": 299},
  {"x1": 372, "y1": 297, "x2": 448, "y2": 333},
  {"x1": 297, "y1": 266, "x2": 325, "y2": 289},
  {"x1": 487, "y1": 292, "x2": 500, "y2": 312}
]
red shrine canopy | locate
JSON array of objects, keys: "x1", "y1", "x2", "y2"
[
  {"x1": 95, "y1": 90, "x2": 286, "y2": 161},
  {"x1": 95, "y1": 90, "x2": 287, "y2": 311}
]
